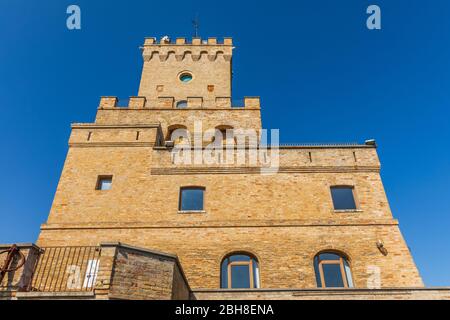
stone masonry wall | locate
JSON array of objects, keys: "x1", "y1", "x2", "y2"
[
  {"x1": 38, "y1": 224, "x2": 423, "y2": 290},
  {"x1": 94, "y1": 109, "x2": 262, "y2": 140},
  {"x1": 44, "y1": 145, "x2": 385, "y2": 225},
  {"x1": 108, "y1": 246, "x2": 190, "y2": 300},
  {"x1": 192, "y1": 288, "x2": 450, "y2": 300},
  {"x1": 138, "y1": 37, "x2": 232, "y2": 102}
]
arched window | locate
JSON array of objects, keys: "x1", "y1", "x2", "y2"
[
  {"x1": 176, "y1": 100, "x2": 188, "y2": 109},
  {"x1": 213, "y1": 125, "x2": 235, "y2": 145},
  {"x1": 314, "y1": 251, "x2": 354, "y2": 288},
  {"x1": 167, "y1": 125, "x2": 189, "y2": 144},
  {"x1": 221, "y1": 253, "x2": 260, "y2": 289}
]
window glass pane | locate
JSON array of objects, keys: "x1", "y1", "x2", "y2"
[
  {"x1": 318, "y1": 253, "x2": 341, "y2": 261},
  {"x1": 331, "y1": 187, "x2": 356, "y2": 210},
  {"x1": 176, "y1": 101, "x2": 188, "y2": 108},
  {"x1": 314, "y1": 256, "x2": 322, "y2": 287},
  {"x1": 322, "y1": 263, "x2": 345, "y2": 287},
  {"x1": 253, "y1": 260, "x2": 260, "y2": 288},
  {"x1": 231, "y1": 265, "x2": 250, "y2": 288},
  {"x1": 344, "y1": 259, "x2": 354, "y2": 288},
  {"x1": 99, "y1": 178, "x2": 112, "y2": 190},
  {"x1": 221, "y1": 258, "x2": 228, "y2": 288},
  {"x1": 180, "y1": 188, "x2": 204, "y2": 211},
  {"x1": 179, "y1": 74, "x2": 192, "y2": 82},
  {"x1": 229, "y1": 255, "x2": 251, "y2": 262}
]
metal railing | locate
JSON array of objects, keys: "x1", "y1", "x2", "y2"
[
  {"x1": 278, "y1": 142, "x2": 361, "y2": 147},
  {"x1": 30, "y1": 246, "x2": 101, "y2": 292}
]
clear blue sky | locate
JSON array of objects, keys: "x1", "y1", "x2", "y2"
[{"x1": 0, "y1": 0, "x2": 449, "y2": 287}]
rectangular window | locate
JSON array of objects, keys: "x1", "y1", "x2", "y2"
[
  {"x1": 331, "y1": 186, "x2": 357, "y2": 210},
  {"x1": 96, "y1": 176, "x2": 113, "y2": 190},
  {"x1": 179, "y1": 187, "x2": 204, "y2": 211}
]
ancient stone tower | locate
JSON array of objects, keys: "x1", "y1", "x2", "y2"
[{"x1": 2, "y1": 36, "x2": 449, "y2": 300}]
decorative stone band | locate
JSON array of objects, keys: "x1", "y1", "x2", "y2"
[
  {"x1": 143, "y1": 50, "x2": 232, "y2": 62},
  {"x1": 40, "y1": 219, "x2": 399, "y2": 231},
  {"x1": 191, "y1": 287, "x2": 450, "y2": 300},
  {"x1": 69, "y1": 142, "x2": 156, "y2": 148},
  {"x1": 71, "y1": 124, "x2": 162, "y2": 129},
  {"x1": 150, "y1": 166, "x2": 381, "y2": 175}
]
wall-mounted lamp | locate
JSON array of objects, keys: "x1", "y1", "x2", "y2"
[{"x1": 377, "y1": 240, "x2": 388, "y2": 256}]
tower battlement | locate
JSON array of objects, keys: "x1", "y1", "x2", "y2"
[
  {"x1": 97, "y1": 96, "x2": 260, "y2": 110},
  {"x1": 142, "y1": 37, "x2": 233, "y2": 62},
  {"x1": 143, "y1": 36, "x2": 233, "y2": 45},
  {"x1": 138, "y1": 36, "x2": 233, "y2": 102}
]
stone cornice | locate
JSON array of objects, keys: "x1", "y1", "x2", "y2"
[
  {"x1": 150, "y1": 166, "x2": 380, "y2": 175},
  {"x1": 41, "y1": 219, "x2": 398, "y2": 231},
  {"x1": 71, "y1": 123, "x2": 161, "y2": 129},
  {"x1": 69, "y1": 142, "x2": 155, "y2": 148},
  {"x1": 193, "y1": 287, "x2": 450, "y2": 293},
  {"x1": 96, "y1": 108, "x2": 261, "y2": 111}
]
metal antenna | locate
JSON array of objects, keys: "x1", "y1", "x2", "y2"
[{"x1": 192, "y1": 14, "x2": 199, "y2": 37}]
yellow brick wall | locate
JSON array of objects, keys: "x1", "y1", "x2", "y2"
[
  {"x1": 138, "y1": 38, "x2": 232, "y2": 102},
  {"x1": 37, "y1": 225, "x2": 423, "y2": 289},
  {"x1": 94, "y1": 109, "x2": 262, "y2": 140},
  {"x1": 44, "y1": 145, "x2": 388, "y2": 225}
]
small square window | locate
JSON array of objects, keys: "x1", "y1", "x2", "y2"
[
  {"x1": 331, "y1": 186, "x2": 356, "y2": 210},
  {"x1": 179, "y1": 187, "x2": 204, "y2": 211},
  {"x1": 96, "y1": 176, "x2": 113, "y2": 190}
]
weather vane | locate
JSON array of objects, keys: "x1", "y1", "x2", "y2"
[{"x1": 192, "y1": 14, "x2": 199, "y2": 37}]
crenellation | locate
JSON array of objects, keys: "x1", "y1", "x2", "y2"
[
  {"x1": 176, "y1": 37, "x2": 186, "y2": 44},
  {"x1": 244, "y1": 97, "x2": 261, "y2": 109},
  {"x1": 95, "y1": 96, "x2": 259, "y2": 111},
  {"x1": 128, "y1": 96, "x2": 146, "y2": 109},
  {"x1": 216, "y1": 97, "x2": 231, "y2": 108},
  {"x1": 223, "y1": 37, "x2": 233, "y2": 45},
  {"x1": 144, "y1": 37, "x2": 156, "y2": 45},
  {"x1": 157, "y1": 96, "x2": 174, "y2": 108},
  {"x1": 99, "y1": 96, "x2": 118, "y2": 109},
  {"x1": 143, "y1": 37, "x2": 232, "y2": 46},
  {"x1": 187, "y1": 97, "x2": 203, "y2": 108}
]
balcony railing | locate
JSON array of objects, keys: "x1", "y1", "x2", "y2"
[
  {"x1": 30, "y1": 246, "x2": 101, "y2": 292},
  {"x1": 1, "y1": 242, "x2": 191, "y2": 299}
]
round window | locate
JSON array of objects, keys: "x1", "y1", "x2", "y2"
[{"x1": 179, "y1": 72, "x2": 193, "y2": 83}]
